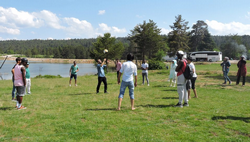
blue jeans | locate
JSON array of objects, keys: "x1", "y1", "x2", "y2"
[
  {"x1": 223, "y1": 71, "x2": 231, "y2": 83},
  {"x1": 118, "y1": 81, "x2": 134, "y2": 99},
  {"x1": 12, "y1": 79, "x2": 16, "y2": 99}
]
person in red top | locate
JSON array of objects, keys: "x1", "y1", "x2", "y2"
[
  {"x1": 236, "y1": 55, "x2": 247, "y2": 86},
  {"x1": 174, "y1": 51, "x2": 189, "y2": 107},
  {"x1": 115, "y1": 59, "x2": 122, "y2": 79}
]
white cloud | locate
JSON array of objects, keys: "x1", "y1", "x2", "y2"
[
  {"x1": 161, "y1": 28, "x2": 170, "y2": 35},
  {"x1": 33, "y1": 10, "x2": 64, "y2": 29},
  {"x1": 98, "y1": 23, "x2": 126, "y2": 34},
  {"x1": 136, "y1": 15, "x2": 145, "y2": 18},
  {"x1": 63, "y1": 17, "x2": 95, "y2": 37},
  {"x1": 206, "y1": 20, "x2": 250, "y2": 35},
  {"x1": 245, "y1": 12, "x2": 250, "y2": 19},
  {"x1": 0, "y1": 25, "x2": 20, "y2": 35},
  {"x1": 98, "y1": 10, "x2": 105, "y2": 15}
]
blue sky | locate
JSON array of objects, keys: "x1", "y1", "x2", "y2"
[{"x1": 0, "y1": 0, "x2": 250, "y2": 40}]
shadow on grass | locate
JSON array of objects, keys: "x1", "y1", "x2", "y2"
[
  {"x1": 0, "y1": 107, "x2": 13, "y2": 111},
  {"x1": 69, "y1": 93, "x2": 94, "y2": 95},
  {"x1": 162, "y1": 89, "x2": 176, "y2": 92},
  {"x1": 153, "y1": 85, "x2": 168, "y2": 88},
  {"x1": 205, "y1": 75, "x2": 250, "y2": 84},
  {"x1": 162, "y1": 97, "x2": 179, "y2": 99},
  {"x1": 212, "y1": 116, "x2": 250, "y2": 123},
  {"x1": 85, "y1": 108, "x2": 115, "y2": 111},
  {"x1": 139, "y1": 104, "x2": 174, "y2": 108}
]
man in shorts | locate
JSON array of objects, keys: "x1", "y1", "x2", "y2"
[
  {"x1": 117, "y1": 53, "x2": 137, "y2": 110},
  {"x1": 69, "y1": 61, "x2": 79, "y2": 86},
  {"x1": 14, "y1": 58, "x2": 27, "y2": 110}
]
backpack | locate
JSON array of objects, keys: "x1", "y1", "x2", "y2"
[{"x1": 183, "y1": 62, "x2": 194, "y2": 80}]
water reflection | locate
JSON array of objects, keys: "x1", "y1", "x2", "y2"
[{"x1": 0, "y1": 60, "x2": 97, "y2": 80}]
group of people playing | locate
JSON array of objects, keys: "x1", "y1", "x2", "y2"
[
  {"x1": 11, "y1": 57, "x2": 31, "y2": 110},
  {"x1": 10, "y1": 51, "x2": 247, "y2": 110}
]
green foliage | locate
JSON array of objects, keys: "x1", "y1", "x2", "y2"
[
  {"x1": 148, "y1": 59, "x2": 166, "y2": 69},
  {"x1": 90, "y1": 33, "x2": 124, "y2": 62},
  {"x1": 34, "y1": 74, "x2": 62, "y2": 78},
  {"x1": 168, "y1": 15, "x2": 190, "y2": 56},
  {"x1": 154, "y1": 50, "x2": 166, "y2": 61},
  {"x1": 129, "y1": 19, "x2": 166, "y2": 60}
]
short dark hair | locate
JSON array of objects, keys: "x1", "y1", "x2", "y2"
[
  {"x1": 127, "y1": 53, "x2": 134, "y2": 61},
  {"x1": 187, "y1": 57, "x2": 193, "y2": 61},
  {"x1": 16, "y1": 57, "x2": 21, "y2": 63}
]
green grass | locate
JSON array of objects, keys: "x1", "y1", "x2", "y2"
[{"x1": 0, "y1": 63, "x2": 250, "y2": 141}]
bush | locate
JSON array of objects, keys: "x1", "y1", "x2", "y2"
[{"x1": 148, "y1": 59, "x2": 166, "y2": 70}]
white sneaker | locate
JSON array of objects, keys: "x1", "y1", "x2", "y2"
[
  {"x1": 75, "y1": 84, "x2": 77, "y2": 86},
  {"x1": 148, "y1": 84, "x2": 150, "y2": 86},
  {"x1": 69, "y1": 84, "x2": 71, "y2": 87}
]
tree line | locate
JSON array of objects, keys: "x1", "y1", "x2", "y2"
[{"x1": 0, "y1": 15, "x2": 250, "y2": 60}]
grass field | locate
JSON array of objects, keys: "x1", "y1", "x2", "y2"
[{"x1": 0, "y1": 62, "x2": 250, "y2": 141}]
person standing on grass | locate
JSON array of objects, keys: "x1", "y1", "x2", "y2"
[
  {"x1": 96, "y1": 58, "x2": 108, "y2": 94},
  {"x1": 115, "y1": 59, "x2": 122, "y2": 79},
  {"x1": 14, "y1": 58, "x2": 27, "y2": 110},
  {"x1": 11, "y1": 57, "x2": 21, "y2": 101},
  {"x1": 220, "y1": 57, "x2": 231, "y2": 84},
  {"x1": 141, "y1": 60, "x2": 149, "y2": 86},
  {"x1": 187, "y1": 57, "x2": 198, "y2": 99},
  {"x1": 168, "y1": 60, "x2": 177, "y2": 87},
  {"x1": 69, "y1": 61, "x2": 79, "y2": 86},
  {"x1": 236, "y1": 55, "x2": 247, "y2": 86},
  {"x1": 25, "y1": 63, "x2": 31, "y2": 94},
  {"x1": 174, "y1": 51, "x2": 189, "y2": 107},
  {"x1": 117, "y1": 53, "x2": 137, "y2": 110}
]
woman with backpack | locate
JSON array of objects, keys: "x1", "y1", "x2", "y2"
[{"x1": 187, "y1": 57, "x2": 198, "y2": 99}]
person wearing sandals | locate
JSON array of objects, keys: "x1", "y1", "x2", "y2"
[
  {"x1": 187, "y1": 57, "x2": 198, "y2": 99},
  {"x1": 236, "y1": 55, "x2": 247, "y2": 86},
  {"x1": 220, "y1": 57, "x2": 231, "y2": 84}
]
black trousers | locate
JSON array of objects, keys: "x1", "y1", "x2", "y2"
[
  {"x1": 117, "y1": 71, "x2": 119, "y2": 79},
  {"x1": 236, "y1": 76, "x2": 245, "y2": 85},
  {"x1": 96, "y1": 77, "x2": 107, "y2": 93}
]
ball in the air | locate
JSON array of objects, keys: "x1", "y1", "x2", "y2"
[{"x1": 103, "y1": 49, "x2": 108, "y2": 53}]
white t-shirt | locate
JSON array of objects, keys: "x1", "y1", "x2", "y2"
[
  {"x1": 141, "y1": 63, "x2": 149, "y2": 73},
  {"x1": 189, "y1": 62, "x2": 197, "y2": 78},
  {"x1": 120, "y1": 61, "x2": 137, "y2": 82}
]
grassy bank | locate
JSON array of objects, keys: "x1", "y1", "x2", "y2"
[{"x1": 0, "y1": 63, "x2": 250, "y2": 141}]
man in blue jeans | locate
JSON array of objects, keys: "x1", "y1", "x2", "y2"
[{"x1": 117, "y1": 53, "x2": 137, "y2": 110}]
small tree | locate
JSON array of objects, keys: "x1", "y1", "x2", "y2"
[
  {"x1": 90, "y1": 33, "x2": 124, "y2": 71},
  {"x1": 168, "y1": 15, "x2": 190, "y2": 56}
]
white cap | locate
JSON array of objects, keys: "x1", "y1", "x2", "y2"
[{"x1": 177, "y1": 50, "x2": 184, "y2": 55}]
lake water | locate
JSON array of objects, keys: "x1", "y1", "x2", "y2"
[{"x1": 0, "y1": 60, "x2": 97, "y2": 80}]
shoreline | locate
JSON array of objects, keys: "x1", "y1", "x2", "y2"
[{"x1": 0, "y1": 55, "x2": 95, "y2": 63}]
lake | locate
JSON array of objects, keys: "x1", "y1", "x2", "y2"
[{"x1": 0, "y1": 60, "x2": 97, "y2": 80}]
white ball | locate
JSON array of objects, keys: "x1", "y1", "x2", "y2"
[{"x1": 103, "y1": 49, "x2": 108, "y2": 53}]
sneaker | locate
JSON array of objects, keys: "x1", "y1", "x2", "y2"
[
  {"x1": 183, "y1": 103, "x2": 189, "y2": 107},
  {"x1": 69, "y1": 84, "x2": 71, "y2": 87},
  {"x1": 229, "y1": 81, "x2": 231, "y2": 85},
  {"x1": 12, "y1": 99, "x2": 17, "y2": 102},
  {"x1": 75, "y1": 84, "x2": 77, "y2": 86},
  {"x1": 222, "y1": 82, "x2": 226, "y2": 84},
  {"x1": 148, "y1": 84, "x2": 150, "y2": 86},
  {"x1": 174, "y1": 103, "x2": 183, "y2": 108},
  {"x1": 17, "y1": 106, "x2": 26, "y2": 110},
  {"x1": 96, "y1": 92, "x2": 99, "y2": 94},
  {"x1": 104, "y1": 92, "x2": 109, "y2": 94}
]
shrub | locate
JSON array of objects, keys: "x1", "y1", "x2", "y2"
[{"x1": 148, "y1": 59, "x2": 166, "y2": 70}]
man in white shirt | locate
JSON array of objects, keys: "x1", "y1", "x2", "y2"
[
  {"x1": 141, "y1": 60, "x2": 149, "y2": 86},
  {"x1": 117, "y1": 53, "x2": 137, "y2": 110}
]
